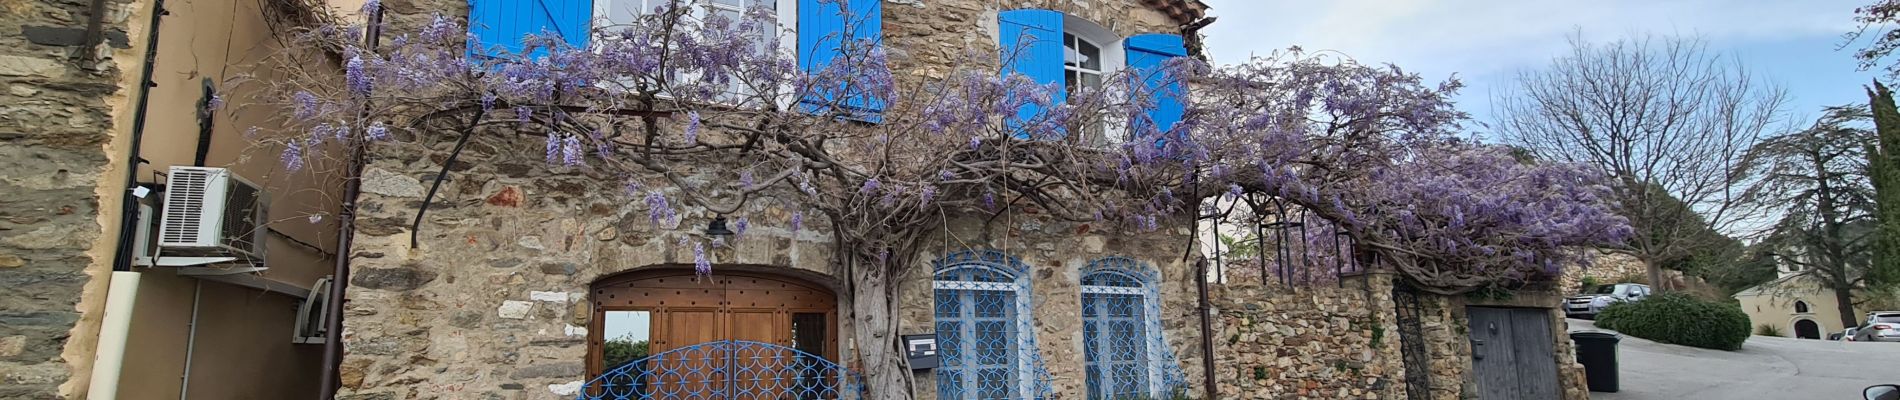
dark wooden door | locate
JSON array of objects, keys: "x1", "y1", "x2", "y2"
[
  {"x1": 588, "y1": 270, "x2": 838, "y2": 397},
  {"x1": 1795, "y1": 319, "x2": 1821, "y2": 339},
  {"x1": 1467, "y1": 307, "x2": 1560, "y2": 399}
]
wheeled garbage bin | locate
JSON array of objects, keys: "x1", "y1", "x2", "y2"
[{"x1": 1570, "y1": 330, "x2": 1620, "y2": 392}]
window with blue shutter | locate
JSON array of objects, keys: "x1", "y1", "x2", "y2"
[
  {"x1": 798, "y1": 0, "x2": 885, "y2": 119},
  {"x1": 997, "y1": 9, "x2": 1063, "y2": 138},
  {"x1": 468, "y1": 0, "x2": 591, "y2": 57},
  {"x1": 1123, "y1": 33, "x2": 1187, "y2": 140}
]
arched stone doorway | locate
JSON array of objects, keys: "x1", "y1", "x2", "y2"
[
  {"x1": 586, "y1": 269, "x2": 839, "y2": 377},
  {"x1": 1794, "y1": 318, "x2": 1821, "y2": 339}
]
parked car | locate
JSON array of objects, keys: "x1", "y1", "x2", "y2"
[
  {"x1": 1852, "y1": 312, "x2": 1900, "y2": 342},
  {"x1": 1836, "y1": 327, "x2": 1861, "y2": 341},
  {"x1": 1565, "y1": 283, "x2": 1650, "y2": 319}
]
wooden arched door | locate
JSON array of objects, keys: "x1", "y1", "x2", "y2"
[{"x1": 587, "y1": 270, "x2": 839, "y2": 378}]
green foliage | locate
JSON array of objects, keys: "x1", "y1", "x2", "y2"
[
  {"x1": 1579, "y1": 276, "x2": 1602, "y2": 292},
  {"x1": 1755, "y1": 324, "x2": 1784, "y2": 337},
  {"x1": 1253, "y1": 366, "x2": 1269, "y2": 380},
  {"x1": 1217, "y1": 233, "x2": 1261, "y2": 260},
  {"x1": 1869, "y1": 82, "x2": 1900, "y2": 293},
  {"x1": 602, "y1": 338, "x2": 650, "y2": 368},
  {"x1": 1595, "y1": 293, "x2": 1751, "y2": 350}
]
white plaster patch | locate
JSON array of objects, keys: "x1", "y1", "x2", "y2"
[
  {"x1": 1083, "y1": 236, "x2": 1106, "y2": 253},
  {"x1": 566, "y1": 324, "x2": 587, "y2": 337},
  {"x1": 549, "y1": 380, "x2": 583, "y2": 396},
  {"x1": 358, "y1": 168, "x2": 425, "y2": 198},
  {"x1": 530, "y1": 291, "x2": 569, "y2": 302},
  {"x1": 497, "y1": 300, "x2": 534, "y2": 319},
  {"x1": 518, "y1": 236, "x2": 546, "y2": 250}
]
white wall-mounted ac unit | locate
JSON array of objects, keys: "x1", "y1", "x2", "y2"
[
  {"x1": 155, "y1": 166, "x2": 268, "y2": 266},
  {"x1": 292, "y1": 277, "x2": 332, "y2": 344}
]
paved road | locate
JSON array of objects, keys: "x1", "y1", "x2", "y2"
[{"x1": 1568, "y1": 318, "x2": 1900, "y2": 400}]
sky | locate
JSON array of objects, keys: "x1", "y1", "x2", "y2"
[{"x1": 1200, "y1": 0, "x2": 1885, "y2": 134}]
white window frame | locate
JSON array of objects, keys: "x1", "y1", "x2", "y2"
[
  {"x1": 590, "y1": 0, "x2": 798, "y2": 108},
  {"x1": 1061, "y1": 15, "x2": 1127, "y2": 146},
  {"x1": 933, "y1": 263, "x2": 1038, "y2": 399},
  {"x1": 1079, "y1": 266, "x2": 1164, "y2": 398}
]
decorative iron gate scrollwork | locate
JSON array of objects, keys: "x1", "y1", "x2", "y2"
[
  {"x1": 577, "y1": 340, "x2": 863, "y2": 400},
  {"x1": 1393, "y1": 284, "x2": 1432, "y2": 400}
]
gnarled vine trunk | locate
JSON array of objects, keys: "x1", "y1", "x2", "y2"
[{"x1": 839, "y1": 243, "x2": 917, "y2": 400}]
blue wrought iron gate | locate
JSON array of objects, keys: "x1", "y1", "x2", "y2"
[{"x1": 577, "y1": 340, "x2": 863, "y2": 400}]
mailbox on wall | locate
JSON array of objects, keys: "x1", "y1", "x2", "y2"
[{"x1": 904, "y1": 333, "x2": 938, "y2": 370}]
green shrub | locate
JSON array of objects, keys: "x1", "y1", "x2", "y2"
[
  {"x1": 1579, "y1": 276, "x2": 1602, "y2": 292},
  {"x1": 1754, "y1": 324, "x2": 1783, "y2": 337},
  {"x1": 1594, "y1": 293, "x2": 1750, "y2": 350}
]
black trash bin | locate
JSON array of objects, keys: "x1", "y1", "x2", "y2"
[{"x1": 1571, "y1": 331, "x2": 1620, "y2": 393}]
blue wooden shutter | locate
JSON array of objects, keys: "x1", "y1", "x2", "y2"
[
  {"x1": 1124, "y1": 33, "x2": 1187, "y2": 139},
  {"x1": 469, "y1": 0, "x2": 590, "y2": 57},
  {"x1": 798, "y1": 0, "x2": 885, "y2": 119},
  {"x1": 997, "y1": 9, "x2": 1063, "y2": 138}
]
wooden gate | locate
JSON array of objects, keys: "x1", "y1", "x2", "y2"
[
  {"x1": 587, "y1": 269, "x2": 840, "y2": 396},
  {"x1": 1466, "y1": 307, "x2": 1560, "y2": 399}
]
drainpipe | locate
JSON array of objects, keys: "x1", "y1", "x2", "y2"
[
  {"x1": 317, "y1": 8, "x2": 382, "y2": 400},
  {"x1": 86, "y1": 271, "x2": 143, "y2": 398},
  {"x1": 1196, "y1": 256, "x2": 1217, "y2": 398},
  {"x1": 178, "y1": 280, "x2": 202, "y2": 400}
]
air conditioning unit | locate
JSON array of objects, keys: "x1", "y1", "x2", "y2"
[
  {"x1": 155, "y1": 166, "x2": 267, "y2": 266},
  {"x1": 292, "y1": 277, "x2": 332, "y2": 344}
]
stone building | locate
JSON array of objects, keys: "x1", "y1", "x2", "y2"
[
  {"x1": 336, "y1": 0, "x2": 1214, "y2": 399},
  {"x1": 4, "y1": 0, "x2": 1602, "y2": 399}
]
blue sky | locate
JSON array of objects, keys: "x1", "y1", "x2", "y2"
[{"x1": 1200, "y1": 0, "x2": 1883, "y2": 133}]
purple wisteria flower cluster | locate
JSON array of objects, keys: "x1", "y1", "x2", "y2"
[{"x1": 263, "y1": 7, "x2": 1625, "y2": 295}]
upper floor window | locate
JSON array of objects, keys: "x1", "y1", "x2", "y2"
[
  {"x1": 997, "y1": 9, "x2": 1186, "y2": 144},
  {"x1": 1064, "y1": 33, "x2": 1104, "y2": 95},
  {"x1": 469, "y1": 0, "x2": 886, "y2": 116},
  {"x1": 1794, "y1": 300, "x2": 1810, "y2": 314}
]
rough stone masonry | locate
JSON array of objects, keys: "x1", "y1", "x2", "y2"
[{"x1": 0, "y1": 0, "x2": 151, "y2": 398}]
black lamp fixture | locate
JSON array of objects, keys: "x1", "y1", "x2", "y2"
[{"x1": 705, "y1": 215, "x2": 735, "y2": 237}]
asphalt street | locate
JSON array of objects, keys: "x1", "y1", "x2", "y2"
[{"x1": 1567, "y1": 318, "x2": 1900, "y2": 400}]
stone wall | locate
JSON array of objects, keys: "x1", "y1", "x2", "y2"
[
  {"x1": 0, "y1": 0, "x2": 149, "y2": 397},
  {"x1": 1208, "y1": 274, "x2": 1406, "y2": 399},
  {"x1": 1556, "y1": 252, "x2": 1645, "y2": 294},
  {"x1": 896, "y1": 217, "x2": 1204, "y2": 398},
  {"x1": 337, "y1": 131, "x2": 1206, "y2": 399},
  {"x1": 1208, "y1": 275, "x2": 1591, "y2": 400}
]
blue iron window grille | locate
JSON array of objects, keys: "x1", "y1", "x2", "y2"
[
  {"x1": 933, "y1": 250, "x2": 1051, "y2": 399},
  {"x1": 1081, "y1": 257, "x2": 1185, "y2": 399}
]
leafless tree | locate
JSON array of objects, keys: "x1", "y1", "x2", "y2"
[{"x1": 1493, "y1": 33, "x2": 1790, "y2": 291}]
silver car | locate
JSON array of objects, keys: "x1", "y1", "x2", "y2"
[
  {"x1": 1852, "y1": 312, "x2": 1900, "y2": 342},
  {"x1": 1565, "y1": 283, "x2": 1650, "y2": 319}
]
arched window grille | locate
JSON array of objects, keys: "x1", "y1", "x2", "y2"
[
  {"x1": 1794, "y1": 300, "x2": 1810, "y2": 314},
  {"x1": 933, "y1": 250, "x2": 1049, "y2": 399},
  {"x1": 1080, "y1": 257, "x2": 1181, "y2": 398}
]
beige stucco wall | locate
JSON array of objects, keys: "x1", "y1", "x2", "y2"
[
  {"x1": 1736, "y1": 279, "x2": 1849, "y2": 339},
  {"x1": 104, "y1": 0, "x2": 342, "y2": 396}
]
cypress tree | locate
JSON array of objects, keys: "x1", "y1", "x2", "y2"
[{"x1": 1866, "y1": 81, "x2": 1900, "y2": 293}]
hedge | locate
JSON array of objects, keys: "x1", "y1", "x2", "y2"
[{"x1": 1594, "y1": 293, "x2": 1751, "y2": 350}]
